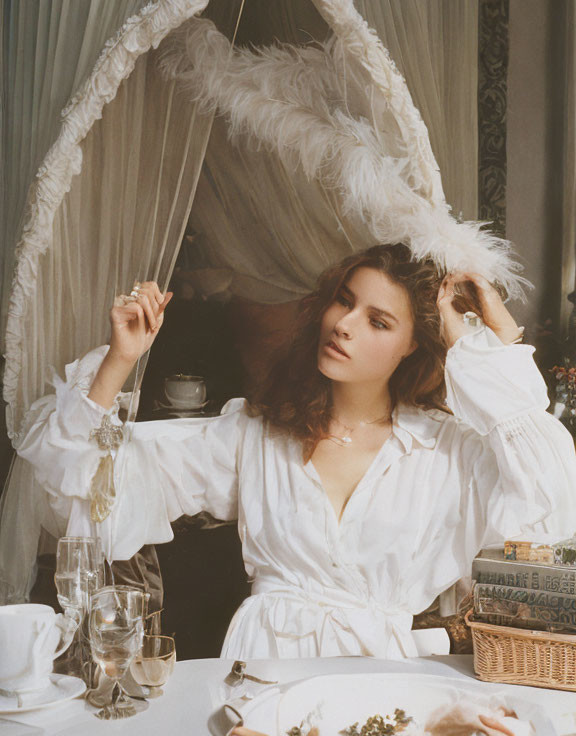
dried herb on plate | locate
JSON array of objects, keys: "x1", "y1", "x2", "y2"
[
  {"x1": 341, "y1": 709, "x2": 414, "y2": 735},
  {"x1": 287, "y1": 709, "x2": 413, "y2": 736}
]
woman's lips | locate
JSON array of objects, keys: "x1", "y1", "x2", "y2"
[{"x1": 326, "y1": 340, "x2": 350, "y2": 359}]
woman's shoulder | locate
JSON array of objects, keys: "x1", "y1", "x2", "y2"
[
  {"x1": 220, "y1": 397, "x2": 250, "y2": 415},
  {"x1": 221, "y1": 398, "x2": 266, "y2": 427},
  {"x1": 395, "y1": 402, "x2": 475, "y2": 449},
  {"x1": 131, "y1": 397, "x2": 262, "y2": 443}
]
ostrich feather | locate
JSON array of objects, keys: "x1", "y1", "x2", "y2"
[{"x1": 160, "y1": 15, "x2": 528, "y2": 300}]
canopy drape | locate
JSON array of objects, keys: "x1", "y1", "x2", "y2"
[
  {"x1": 0, "y1": 0, "x2": 217, "y2": 602},
  {"x1": 356, "y1": 0, "x2": 478, "y2": 221},
  {"x1": 0, "y1": 0, "x2": 150, "y2": 349}
]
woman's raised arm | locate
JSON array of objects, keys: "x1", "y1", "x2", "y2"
[
  {"x1": 15, "y1": 281, "x2": 253, "y2": 561},
  {"x1": 88, "y1": 281, "x2": 172, "y2": 409},
  {"x1": 437, "y1": 272, "x2": 522, "y2": 348}
]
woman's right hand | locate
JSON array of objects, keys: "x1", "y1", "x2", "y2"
[
  {"x1": 109, "y1": 282, "x2": 173, "y2": 364},
  {"x1": 88, "y1": 282, "x2": 172, "y2": 409}
]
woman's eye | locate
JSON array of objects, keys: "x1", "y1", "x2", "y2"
[
  {"x1": 336, "y1": 294, "x2": 352, "y2": 308},
  {"x1": 371, "y1": 319, "x2": 388, "y2": 330}
]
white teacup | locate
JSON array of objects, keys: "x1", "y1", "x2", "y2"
[
  {"x1": 164, "y1": 375, "x2": 206, "y2": 409},
  {"x1": 0, "y1": 604, "x2": 73, "y2": 695}
]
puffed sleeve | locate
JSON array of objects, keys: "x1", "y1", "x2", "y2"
[
  {"x1": 16, "y1": 346, "x2": 252, "y2": 560},
  {"x1": 445, "y1": 325, "x2": 576, "y2": 548}
]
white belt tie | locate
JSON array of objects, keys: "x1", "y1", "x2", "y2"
[{"x1": 251, "y1": 579, "x2": 418, "y2": 659}]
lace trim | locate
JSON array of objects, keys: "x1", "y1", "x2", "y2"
[{"x1": 3, "y1": 0, "x2": 207, "y2": 442}]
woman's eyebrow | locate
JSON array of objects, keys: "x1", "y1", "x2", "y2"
[
  {"x1": 342, "y1": 283, "x2": 399, "y2": 324},
  {"x1": 369, "y1": 306, "x2": 399, "y2": 324}
]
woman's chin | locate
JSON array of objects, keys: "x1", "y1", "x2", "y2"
[{"x1": 317, "y1": 357, "x2": 348, "y2": 382}]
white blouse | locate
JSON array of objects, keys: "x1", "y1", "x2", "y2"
[{"x1": 17, "y1": 327, "x2": 576, "y2": 660}]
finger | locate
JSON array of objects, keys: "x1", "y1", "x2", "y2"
[
  {"x1": 141, "y1": 281, "x2": 164, "y2": 306},
  {"x1": 478, "y1": 714, "x2": 515, "y2": 736},
  {"x1": 460, "y1": 273, "x2": 501, "y2": 307},
  {"x1": 437, "y1": 280, "x2": 455, "y2": 307},
  {"x1": 137, "y1": 292, "x2": 158, "y2": 331},
  {"x1": 444, "y1": 272, "x2": 479, "y2": 297},
  {"x1": 149, "y1": 293, "x2": 172, "y2": 333},
  {"x1": 139, "y1": 284, "x2": 161, "y2": 312},
  {"x1": 154, "y1": 282, "x2": 165, "y2": 304},
  {"x1": 441, "y1": 272, "x2": 488, "y2": 318},
  {"x1": 110, "y1": 301, "x2": 142, "y2": 324},
  {"x1": 158, "y1": 292, "x2": 173, "y2": 315},
  {"x1": 437, "y1": 275, "x2": 455, "y2": 304},
  {"x1": 458, "y1": 271, "x2": 494, "y2": 292},
  {"x1": 442, "y1": 271, "x2": 464, "y2": 286},
  {"x1": 436, "y1": 280, "x2": 447, "y2": 303},
  {"x1": 136, "y1": 302, "x2": 146, "y2": 340}
]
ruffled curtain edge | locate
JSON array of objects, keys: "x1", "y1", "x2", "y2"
[{"x1": 3, "y1": 0, "x2": 209, "y2": 442}]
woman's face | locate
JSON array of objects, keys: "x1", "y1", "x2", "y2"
[{"x1": 317, "y1": 267, "x2": 417, "y2": 387}]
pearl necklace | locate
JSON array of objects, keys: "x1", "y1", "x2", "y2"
[{"x1": 328, "y1": 413, "x2": 392, "y2": 448}]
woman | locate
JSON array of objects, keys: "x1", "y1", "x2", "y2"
[{"x1": 18, "y1": 244, "x2": 576, "y2": 659}]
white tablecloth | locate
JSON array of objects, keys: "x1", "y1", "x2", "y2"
[{"x1": 3, "y1": 656, "x2": 576, "y2": 735}]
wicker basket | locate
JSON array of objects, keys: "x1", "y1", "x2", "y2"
[{"x1": 465, "y1": 610, "x2": 576, "y2": 692}]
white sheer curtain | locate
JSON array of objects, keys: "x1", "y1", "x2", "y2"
[
  {"x1": 0, "y1": 0, "x2": 150, "y2": 347},
  {"x1": 0, "y1": 0, "x2": 221, "y2": 603},
  {"x1": 186, "y1": 116, "x2": 368, "y2": 303},
  {"x1": 355, "y1": 0, "x2": 479, "y2": 221}
]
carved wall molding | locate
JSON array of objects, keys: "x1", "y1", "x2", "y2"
[{"x1": 478, "y1": 0, "x2": 509, "y2": 236}]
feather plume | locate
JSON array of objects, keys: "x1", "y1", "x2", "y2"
[{"x1": 160, "y1": 13, "x2": 528, "y2": 300}]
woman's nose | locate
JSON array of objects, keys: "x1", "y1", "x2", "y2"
[{"x1": 334, "y1": 311, "x2": 355, "y2": 339}]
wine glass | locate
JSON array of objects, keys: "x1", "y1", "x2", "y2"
[
  {"x1": 130, "y1": 635, "x2": 176, "y2": 698},
  {"x1": 88, "y1": 585, "x2": 148, "y2": 719},
  {"x1": 54, "y1": 536, "x2": 104, "y2": 623}
]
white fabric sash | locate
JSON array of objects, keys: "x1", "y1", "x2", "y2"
[{"x1": 251, "y1": 577, "x2": 417, "y2": 659}]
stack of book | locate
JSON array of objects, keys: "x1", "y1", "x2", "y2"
[{"x1": 472, "y1": 545, "x2": 576, "y2": 633}]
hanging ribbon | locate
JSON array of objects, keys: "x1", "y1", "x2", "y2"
[{"x1": 89, "y1": 416, "x2": 124, "y2": 523}]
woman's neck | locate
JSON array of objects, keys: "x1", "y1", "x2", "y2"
[{"x1": 330, "y1": 380, "x2": 392, "y2": 425}]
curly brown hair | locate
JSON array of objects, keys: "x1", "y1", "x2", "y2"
[{"x1": 251, "y1": 244, "x2": 448, "y2": 458}]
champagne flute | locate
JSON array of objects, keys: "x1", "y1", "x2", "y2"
[
  {"x1": 54, "y1": 536, "x2": 104, "y2": 622},
  {"x1": 130, "y1": 635, "x2": 176, "y2": 697},
  {"x1": 89, "y1": 585, "x2": 148, "y2": 719}
]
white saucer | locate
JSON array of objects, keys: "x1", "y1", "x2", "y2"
[
  {"x1": 0, "y1": 674, "x2": 86, "y2": 714},
  {"x1": 154, "y1": 400, "x2": 209, "y2": 412}
]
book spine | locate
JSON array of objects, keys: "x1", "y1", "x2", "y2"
[
  {"x1": 474, "y1": 584, "x2": 576, "y2": 629},
  {"x1": 473, "y1": 559, "x2": 576, "y2": 594}
]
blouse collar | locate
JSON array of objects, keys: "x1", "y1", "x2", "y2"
[{"x1": 392, "y1": 403, "x2": 446, "y2": 452}]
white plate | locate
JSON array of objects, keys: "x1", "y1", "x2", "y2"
[
  {"x1": 0, "y1": 674, "x2": 86, "y2": 714},
  {"x1": 237, "y1": 673, "x2": 556, "y2": 736}
]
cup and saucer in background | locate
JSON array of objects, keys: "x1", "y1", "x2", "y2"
[
  {"x1": 0, "y1": 604, "x2": 85, "y2": 714},
  {"x1": 154, "y1": 375, "x2": 209, "y2": 418}
]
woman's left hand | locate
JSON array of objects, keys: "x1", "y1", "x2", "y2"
[{"x1": 437, "y1": 272, "x2": 521, "y2": 349}]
